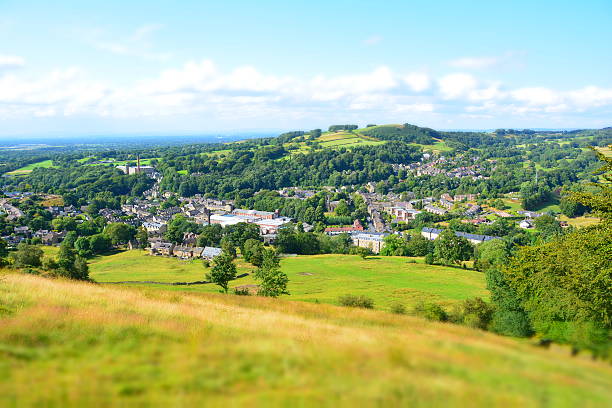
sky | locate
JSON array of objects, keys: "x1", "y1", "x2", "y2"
[{"x1": 0, "y1": 0, "x2": 611, "y2": 137}]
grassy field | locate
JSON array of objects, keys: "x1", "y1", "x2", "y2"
[
  {"x1": 84, "y1": 251, "x2": 487, "y2": 311},
  {"x1": 5, "y1": 160, "x2": 55, "y2": 175},
  {"x1": 0, "y1": 273, "x2": 610, "y2": 407}
]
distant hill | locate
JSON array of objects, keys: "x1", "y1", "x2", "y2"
[{"x1": 1, "y1": 273, "x2": 610, "y2": 406}]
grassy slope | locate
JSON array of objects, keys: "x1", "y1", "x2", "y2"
[
  {"x1": 5, "y1": 159, "x2": 55, "y2": 175},
  {"x1": 0, "y1": 274, "x2": 610, "y2": 407},
  {"x1": 85, "y1": 251, "x2": 487, "y2": 311}
]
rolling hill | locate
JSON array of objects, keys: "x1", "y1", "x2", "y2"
[{"x1": 1, "y1": 273, "x2": 610, "y2": 407}]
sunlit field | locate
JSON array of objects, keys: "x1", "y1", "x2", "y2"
[{"x1": 0, "y1": 274, "x2": 610, "y2": 407}]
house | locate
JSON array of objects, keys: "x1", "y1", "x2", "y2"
[
  {"x1": 324, "y1": 219, "x2": 364, "y2": 235},
  {"x1": 423, "y1": 204, "x2": 448, "y2": 216},
  {"x1": 173, "y1": 245, "x2": 195, "y2": 259},
  {"x1": 441, "y1": 193, "x2": 454, "y2": 202},
  {"x1": 149, "y1": 241, "x2": 174, "y2": 256},
  {"x1": 35, "y1": 230, "x2": 65, "y2": 245},
  {"x1": 389, "y1": 207, "x2": 421, "y2": 222},
  {"x1": 143, "y1": 222, "x2": 167, "y2": 234},
  {"x1": 201, "y1": 246, "x2": 223, "y2": 260},
  {"x1": 439, "y1": 199, "x2": 454, "y2": 210},
  {"x1": 351, "y1": 232, "x2": 387, "y2": 254},
  {"x1": 183, "y1": 232, "x2": 198, "y2": 246},
  {"x1": 465, "y1": 204, "x2": 481, "y2": 217},
  {"x1": 519, "y1": 219, "x2": 533, "y2": 229},
  {"x1": 13, "y1": 226, "x2": 30, "y2": 236}
]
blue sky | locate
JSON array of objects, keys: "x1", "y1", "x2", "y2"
[{"x1": 0, "y1": 0, "x2": 611, "y2": 137}]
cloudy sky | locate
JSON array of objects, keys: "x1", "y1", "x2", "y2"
[{"x1": 1, "y1": 0, "x2": 611, "y2": 137}]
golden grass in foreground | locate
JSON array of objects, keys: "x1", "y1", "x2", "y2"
[{"x1": 0, "y1": 274, "x2": 611, "y2": 407}]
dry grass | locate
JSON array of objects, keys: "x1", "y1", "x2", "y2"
[{"x1": 0, "y1": 274, "x2": 611, "y2": 407}]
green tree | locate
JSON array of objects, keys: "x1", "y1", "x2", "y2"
[
  {"x1": 242, "y1": 238, "x2": 265, "y2": 266},
  {"x1": 206, "y1": 251, "x2": 237, "y2": 293},
  {"x1": 104, "y1": 223, "x2": 137, "y2": 246},
  {"x1": 135, "y1": 226, "x2": 149, "y2": 248},
  {"x1": 197, "y1": 224, "x2": 223, "y2": 247},
  {"x1": 10, "y1": 243, "x2": 43, "y2": 268},
  {"x1": 433, "y1": 229, "x2": 473, "y2": 265},
  {"x1": 254, "y1": 249, "x2": 289, "y2": 297}
]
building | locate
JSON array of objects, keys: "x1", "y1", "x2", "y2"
[
  {"x1": 201, "y1": 246, "x2": 223, "y2": 260},
  {"x1": 389, "y1": 207, "x2": 421, "y2": 222},
  {"x1": 324, "y1": 219, "x2": 364, "y2": 235},
  {"x1": 351, "y1": 232, "x2": 387, "y2": 254},
  {"x1": 149, "y1": 241, "x2": 175, "y2": 256},
  {"x1": 232, "y1": 208, "x2": 278, "y2": 219},
  {"x1": 143, "y1": 222, "x2": 167, "y2": 234},
  {"x1": 423, "y1": 204, "x2": 448, "y2": 216},
  {"x1": 254, "y1": 217, "x2": 292, "y2": 235},
  {"x1": 421, "y1": 227, "x2": 500, "y2": 245}
]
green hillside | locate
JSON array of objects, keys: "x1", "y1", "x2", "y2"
[{"x1": 1, "y1": 274, "x2": 610, "y2": 407}]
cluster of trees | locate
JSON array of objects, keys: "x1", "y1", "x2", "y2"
[
  {"x1": 206, "y1": 246, "x2": 289, "y2": 298},
  {"x1": 8, "y1": 241, "x2": 89, "y2": 280},
  {"x1": 159, "y1": 141, "x2": 422, "y2": 199},
  {"x1": 328, "y1": 124, "x2": 358, "y2": 132},
  {"x1": 2, "y1": 166, "x2": 154, "y2": 210},
  {"x1": 361, "y1": 123, "x2": 437, "y2": 145}
]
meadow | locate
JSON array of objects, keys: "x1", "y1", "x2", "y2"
[
  {"x1": 0, "y1": 273, "x2": 610, "y2": 407},
  {"x1": 5, "y1": 160, "x2": 55, "y2": 175},
  {"x1": 81, "y1": 251, "x2": 488, "y2": 311}
]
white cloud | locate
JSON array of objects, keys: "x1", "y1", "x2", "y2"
[
  {"x1": 437, "y1": 73, "x2": 478, "y2": 99},
  {"x1": 0, "y1": 55, "x2": 25, "y2": 69},
  {"x1": 448, "y1": 52, "x2": 525, "y2": 70},
  {"x1": 363, "y1": 35, "x2": 382, "y2": 46},
  {"x1": 86, "y1": 24, "x2": 172, "y2": 61},
  {"x1": 1, "y1": 59, "x2": 611, "y2": 127},
  {"x1": 511, "y1": 87, "x2": 561, "y2": 106},
  {"x1": 402, "y1": 73, "x2": 430, "y2": 92},
  {"x1": 449, "y1": 56, "x2": 502, "y2": 70}
]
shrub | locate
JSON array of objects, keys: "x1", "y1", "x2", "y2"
[
  {"x1": 413, "y1": 301, "x2": 448, "y2": 322},
  {"x1": 233, "y1": 288, "x2": 251, "y2": 296},
  {"x1": 339, "y1": 294, "x2": 374, "y2": 309},
  {"x1": 202, "y1": 260, "x2": 210, "y2": 268},
  {"x1": 456, "y1": 297, "x2": 495, "y2": 330},
  {"x1": 425, "y1": 253, "x2": 434, "y2": 265},
  {"x1": 390, "y1": 303, "x2": 406, "y2": 315}
]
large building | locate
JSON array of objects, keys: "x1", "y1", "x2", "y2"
[
  {"x1": 421, "y1": 227, "x2": 500, "y2": 245},
  {"x1": 351, "y1": 232, "x2": 387, "y2": 254}
]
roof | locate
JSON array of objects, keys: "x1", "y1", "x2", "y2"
[
  {"x1": 202, "y1": 246, "x2": 223, "y2": 258},
  {"x1": 352, "y1": 232, "x2": 387, "y2": 241},
  {"x1": 421, "y1": 227, "x2": 500, "y2": 242}
]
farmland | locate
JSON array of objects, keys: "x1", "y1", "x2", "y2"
[{"x1": 1, "y1": 273, "x2": 610, "y2": 407}]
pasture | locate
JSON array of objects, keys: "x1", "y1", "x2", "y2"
[{"x1": 84, "y1": 250, "x2": 487, "y2": 311}]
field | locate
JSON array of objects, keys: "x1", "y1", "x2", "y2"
[
  {"x1": 1, "y1": 273, "x2": 610, "y2": 407},
  {"x1": 5, "y1": 160, "x2": 55, "y2": 176},
  {"x1": 84, "y1": 251, "x2": 488, "y2": 311}
]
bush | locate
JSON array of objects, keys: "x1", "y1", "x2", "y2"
[
  {"x1": 413, "y1": 301, "x2": 448, "y2": 322},
  {"x1": 339, "y1": 294, "x2": 374, "y2": 309},
  {"x1": 490, "y1": 309, "x2": 532, "y2": 337},
  {"x1": 202, "y1": 260, "x2": 210, "y2": 268},
  {"x1": 454, "y1": 297, "x2": 495, "y2": 330},
  {"x1": 390, "y1": 303, "x2": 406, "y2": 314},
  {"x1": 425, "y1": 253, "x2": 434, "y2": 265},
  {"x1": 233, "y1": 288, "x2": 251, "y2": 296}
]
